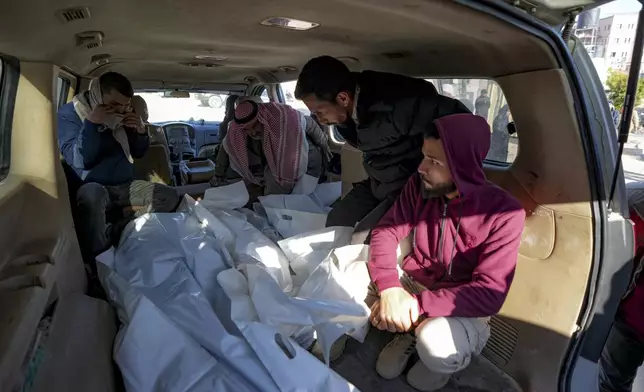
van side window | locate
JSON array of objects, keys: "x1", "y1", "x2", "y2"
[
  {"x1": 0, "y1": 58, "x2": 5, "y2": 181},
  {"x1": 56, "y1": 76, "x2": 71, "y2": 109},
  {"x1": 426, "y1": 78, "x2": 516, "y2": 163},
  {"x1": 0, "y1": 57, "x2": 19, "y2": 181},
  {"x1": 260, "y1": 88, "x2": 270, "y2": 103},
  {"x1": 279, "y1": 81, "x2": 310, "y2": 115}
]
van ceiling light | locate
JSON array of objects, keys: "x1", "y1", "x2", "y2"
[
  {"x1": 90, "y1": 53, "x2": 111, "y2": 65},
  {"x1": 194, "y1": 55, "x2": 228, "y2": 61},
  {"x1": 278, "y1": 66, "x2": 297, "y2": 72},
  {"x1": 336, "y1": 56, "x2": 360, "y2": 64},
  {"x1": 260, "y1": 17, "x2": 319, "y2": 31},
  {"x1": 181, "y1": 62, "x2": 223, "y2": 68}
]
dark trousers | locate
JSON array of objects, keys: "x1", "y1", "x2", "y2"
[
  {"x1": 325, "y1": 179, "x2": 398, "y2": 244},
  {"x1": 599, "y1": 319, "x2": 644, "y2": 392},
  {"x1": 76, "y1": 180, "x2": 180, "y2": 260}
]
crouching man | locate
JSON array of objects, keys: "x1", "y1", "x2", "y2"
[{"x1": 347, "y1": 113, "x2": 525, "y2": 391}]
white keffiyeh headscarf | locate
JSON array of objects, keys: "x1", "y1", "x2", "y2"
[{"x1": 72, "y1": 79, "x2": 133, "y2": 163}]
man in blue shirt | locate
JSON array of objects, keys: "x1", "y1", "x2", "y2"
[{"x1": 58, "y1": 72, "x2": 178, "y2": 260}]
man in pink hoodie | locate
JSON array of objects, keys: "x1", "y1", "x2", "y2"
[{"x1": 347, "y1": 113, "x2": 525, "y2": 390}]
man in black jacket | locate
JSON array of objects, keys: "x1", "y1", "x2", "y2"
[{"x1": 295, "y1": 56, "x2": 470, "y2": 242}]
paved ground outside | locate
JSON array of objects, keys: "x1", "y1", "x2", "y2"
[{"x1": 624, "y1": 134, "x2": 644, "y2": 184}]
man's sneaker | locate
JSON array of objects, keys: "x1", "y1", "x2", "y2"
[
  {"x1": 406, "y1": 360, "x2": 451, "y2": 391},
  {"x1": 375, "y1": 333, "x2": 417, "y2": 379},
  {"x1": 309, "y1": 335, "x2": 348, "y2": 363}
]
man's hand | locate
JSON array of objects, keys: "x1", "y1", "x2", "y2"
[
  {"x1": 209, "y1": 175, "x2": 227, "y2": 187},
  {"x1": 87, "y1": 104, "x2": 115, "y2": 125},
  {"x1": 370, "y1": 287, "x2": 420, "y2": 333},
  {"x1": 123, "y1": 113, "x2": 146, "y2": 134}
]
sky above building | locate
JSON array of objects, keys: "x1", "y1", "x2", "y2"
[{"x1": 599, "y1": 0, "x2": 641, "y2": 17}]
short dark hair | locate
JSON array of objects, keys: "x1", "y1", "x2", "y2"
[
  {"x1": 99, "y1": 72, "x2": 133, "y2": 98},
  {"x1": 424, "y1": 122, "x2": 441, "y2": 139},
  {"x1": 295, "y1": 56, "x2": 354, "y2": 102}
]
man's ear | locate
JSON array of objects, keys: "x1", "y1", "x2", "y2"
[{"x1": 336, "y1": 91, "x2": 351, "y2": 108}]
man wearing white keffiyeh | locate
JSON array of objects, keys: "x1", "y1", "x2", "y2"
[{"x1": 58, "y1": 72, "x2": 178, "y2": 263}]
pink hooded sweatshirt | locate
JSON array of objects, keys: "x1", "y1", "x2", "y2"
[{"x1": 368, "y1": 114, "x2": 525, "y2": 318}]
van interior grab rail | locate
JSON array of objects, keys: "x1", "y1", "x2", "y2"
[{"x1": 609, "y1": 3, "x2": 644, "y2": 208}]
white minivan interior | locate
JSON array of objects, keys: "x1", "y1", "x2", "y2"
[{"x1": 0, "y1": 0, "x2": 635, "y2": 391}]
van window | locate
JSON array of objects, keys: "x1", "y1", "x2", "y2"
[
  {"x1": 0, "y1": 57, "x2": 18, "y2": 182},
  {"x1": 0, "y1": 58, "x2": 5, "y2": 181},
  {"x1": 279, "y1": 78, "x2": 516, "y2": 163},
  {"x1": 56, "y1": 76, "x2": 71, "y2": 109},
  {"x1": 260, "y1": 88, "x2": 270, "y2": 103},
  {"x1": 427, "y1": 78, "x2": 516, "y2": 163},
  {"x1": 279, "y1": 81, "x2": 310, "y2": 115}
]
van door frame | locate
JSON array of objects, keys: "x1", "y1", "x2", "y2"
[
  {"x1": 458, "y1": 1, "x2": 628, "y2": 391},
  {"x1": 57, "y1": 68, "x2": 78, "y2": 107}
]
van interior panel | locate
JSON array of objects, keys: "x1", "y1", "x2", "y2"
[{"x1": 0, "y1": 0, "x2": 621, "y2": 391}]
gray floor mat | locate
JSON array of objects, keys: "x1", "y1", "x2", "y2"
[{"x1": 332, "y1": 328, "x2": 521, "y2": 392}]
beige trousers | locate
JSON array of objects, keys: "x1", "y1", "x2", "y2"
[{"x1": 345, "y1": 261, "x2": 491, "y2": 374}]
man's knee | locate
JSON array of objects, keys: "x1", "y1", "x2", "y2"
[
  {"x1": 77, "y1": 183, "x2": 109, "y2": 207},
  {"x1": 152, "y1": 184, "x2": 180, "y2": 212},
  {"x1": 415, "y1": 317, "x2": 490, "y2": 374}
]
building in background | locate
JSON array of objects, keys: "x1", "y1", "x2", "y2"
[
  {"x1": 575, "y1": 9, "x2": 601, "y2": 57},
  {"x1": 596, "y1": 12, "x2": 640, "y2": 71}
]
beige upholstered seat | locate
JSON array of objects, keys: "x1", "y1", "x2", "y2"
[
  {"x1": 133, "y1": 124, "x2": 174, "y2": 185},
  {"x1": 340, "y1": 143, "x2": 368, "y2": 197}
]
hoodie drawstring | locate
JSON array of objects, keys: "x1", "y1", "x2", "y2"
[
  {"x1": 446, "y1": 200, "x2": 464, "y2": 277},
  {"x1": 436, "y1": 199, "x2": 463, "y2": 281},
  {"x1": 429, "y1": 198, "x2": 464, "y2": 291}
]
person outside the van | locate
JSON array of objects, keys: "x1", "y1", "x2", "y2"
[
  {"x1": 628, "y1": 108, "x2": 640, "y2": 133},
  {"x1": 489, "y1": 104, "x2": 512, "y2": 162},
  {"x1": 475, "y1": 89, "x2": 491, "y2": 120},
  {"x1": 598, "y1": 189, "x2": 644, "y2": 392},
  {"x1": 343, "y1": 114, "x2": 525, "y2": 391},
  {"x1": 218, "y1": 94, "x2": 240, "y2": 144},
  {"x1": 212, "y1": 94, "x2": 241, "y2": 181},
  {"x1": 294, "y1": 56, "x2": 470, "y2": 242},
  {"x1": 212, "y1": 100, "x2": 331, "y2": 195},
  {"x1": 58, "y1": 72, "x2": 179, "y2": 260}
]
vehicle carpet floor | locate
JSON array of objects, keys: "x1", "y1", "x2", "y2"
[{"x1": 332, "y1": 327, "x2": 521, "y2": 392}]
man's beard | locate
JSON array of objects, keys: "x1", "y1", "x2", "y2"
[{"x1": 421, "y1": 181, "x2": 456, "y2": 199}]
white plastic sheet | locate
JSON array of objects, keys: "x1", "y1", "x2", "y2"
[
  {"x1": 258, "y1": 181, "x2": 342, "y2": 238},
  {"x1": 97, "y1": 214, "x2": 280, "y2": 392},
  {"x1": 98, "y1": 211, "x2": 360, "y2": 392},
  {"x1": 278, "y1": 226, "x2": 353, "y2": 289},
  {"x1": 220, "y1": 227, "x2": 371, "y2": 366},
  {"x1": 179, "y1": 195, "x2": 292, "y2": 292},
  {"x1": 259, "y1": 194, "x2": 328, "y2": 238},
  {"x1": 218, "y1": 262, "x2": 367, "y2": 381},
  {"x1": 237, "y1": 207, "x2": 282, "y2": 243},
  {"x1": 202, "y1": 180, "x2": 249, "y2": 209},
  {"x1": 292, "y1": 174, "x2": 319, "y2": 195},
  {"x1": 310, "y1": 181, "x2": 343, "y2": 211}
]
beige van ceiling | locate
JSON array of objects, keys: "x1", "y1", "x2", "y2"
[{"x1": 0, "y1": 0, "x2": 558, "y2": 86}]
